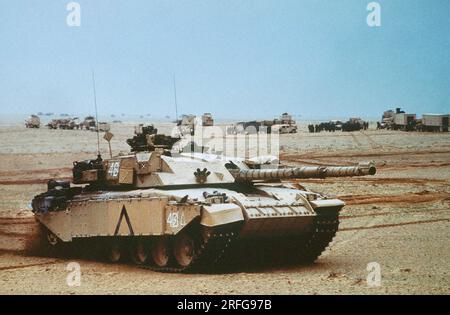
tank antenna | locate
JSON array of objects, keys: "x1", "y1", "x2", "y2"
[
  {"x1": 173, "y1": 74, "x2": 178, "y2": 122},
  {"x1": 91, "y1": 70, "x2": 101, "y2": 158}
]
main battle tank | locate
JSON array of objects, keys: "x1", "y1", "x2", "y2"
[{"x1": 31, "y1": 136, "x2": 376, "y2": 272}]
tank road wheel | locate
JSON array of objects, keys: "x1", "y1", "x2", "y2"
[
  {"x1": 107, "y1": 241, "x2": 122, "y2": 263},
  {"x1": 150, "y1": 238, "x2": 171, "y2": 268},
  {"x1": 33, "y1": 227, "x2": 64, "y2": 257},
  {"x1": 130, "y1": 240, "x2": 150, "y2": 265},
  {"x1": 173, "y1": 232, "x2": 196, "y2": 268},
  {"x1": 46, "y1": 231, "x2": 59, "y2": 247}
]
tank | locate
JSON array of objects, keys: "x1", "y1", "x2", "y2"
[
  {"x1": 31, "y1": 137, "x2": 376, "y2": 272},
  {"x1": 25, "y1": 115, "x2": 41, "y2": 128}
]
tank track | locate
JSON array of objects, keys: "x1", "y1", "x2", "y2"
[
  {"x1": 214, "y1": 214, "x2": 340, "y2": 270},
  {"x1": 294, "y1": 214, "x2": 340, "y2": 264},
  {"x1": 35, "y1": 214, "x2": 339, "y2": 273}
]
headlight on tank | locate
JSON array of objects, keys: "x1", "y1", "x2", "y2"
[
  {"x1": 296, "y1": 193, "x2": 317, "y2": 201},
  {"x1": 306, "y1": 193, "x2": 318, "y2": 201}
]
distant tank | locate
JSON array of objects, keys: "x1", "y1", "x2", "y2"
[
  {"x1": 46, "y1": 118, "x2": 74, "y2": 130},
  {"x1": 31, "y1": 135, "x2": 376, "y2": 272},
  {"x1": 46, "y1": 119, "x2": 58, "y2": 129},
  {"x1": 25, "y1": 115, "x2": 41, "y2": 128},
  {"x1": 127, "y1": 124, "x2": 179, "y2": 152}
]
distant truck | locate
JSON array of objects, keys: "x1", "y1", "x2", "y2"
[
  {"x1": 377, "y1": 107, "x2": 406, "y2": 130},
  {"x1": 393, "y1": 113, "x2": 416, "y2": 131},
  {"x1": 47, "y1": 118, "x2": 71, "y2": 129},
  {"x1": 25, "y1": 115, "x2": 41, "y2": 128},
  {"x1": 379, "y1": 110, "x2": 395, "y2": 129},
  {"x1": 274, "y1": 112, "x2": 295, "y2": 125},
  {"x1": 421, "y1": 114, "x2": 449, "y2": 132},
  {"x1": 229, "y1": 113, "x2": 297, "y2": 135},
  {"x1": 273, "y1": 113, "x2": 297, "y2": 134},
  {"x1": 228, "y1": 121, "x2": 271, "y2": 135},
  {"x1": 46, "y1": 117, "x2": 80, "y2": 130},
  {"x1": 69, "y1": 117, "x2": 80, "y2": 129},
  {"x1": 80, "y1": 116, "x2": 96, "y2": 130},
  {"x1": 57, "y1": 119, "x2": 72, "y2": 129},
  {"x1": 272, "y1": 124, "x2": 297, "y2": 134}
]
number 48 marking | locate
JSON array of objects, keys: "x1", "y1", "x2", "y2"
[
  {"x1": 166, "y1": 212, "x2": 186, "y2": 228},
  {"x1": 167, "y1": 212, "x2": 179, "y2": 228}
]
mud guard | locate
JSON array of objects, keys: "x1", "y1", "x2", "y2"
[{"x1": 200, "y1": 204, "x2": 244, "y2": 227}]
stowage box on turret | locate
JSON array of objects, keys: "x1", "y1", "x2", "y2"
[{"x1": 31, "y1": 137, "x2": 376, "y2": 272}]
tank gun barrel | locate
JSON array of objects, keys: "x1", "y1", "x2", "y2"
[{"x1": 231, "y1": 162, "x2": 376, "y2": 181}]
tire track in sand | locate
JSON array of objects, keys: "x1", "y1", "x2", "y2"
[{"x1": 340, "y1": 218, "x2": 450, "y2": 232}]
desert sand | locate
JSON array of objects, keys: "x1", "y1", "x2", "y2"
[{"x1": 0, "y1": 121, "x2": 449, "y2": 294}]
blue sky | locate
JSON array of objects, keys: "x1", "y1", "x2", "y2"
[{"x1": 0, "y1": 0, "x2": 448, "y2": 119}]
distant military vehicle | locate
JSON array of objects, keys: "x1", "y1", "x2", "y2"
[
  {"x1": 69, "y1": 117, "x2": 80, "y2": 129},
  {"x1": 127, "y1": 124, "x2": 179, "y2": 152},
  {"x1": 379, "y1": 109, "x2": 395, "y2": 129},
  {"x1": 46, "y1": 117, "x2": 80, "y2": 130},
  {"x1": 46, "y1": 118, "x2": 72, "y2": 130},
  {"x1": 272, "y1": 124, "x2": 297, "y2": 134},
  {"x1": 25, "y1": 115, "x2": 41, "y2": 128},
  {"x1": 308, "y1": 121, "x2": 343, "y2": 133},
  {"x1": 31, "y1": 130, "x2": 376, "y2": 272},
  {"x1": 201, "y1": 113, "x2": 214, "y2": 127},
  {"x1": 420, "y1": 114, "x2": 449, "y2": 132},
  {"x1": 273, "y1": 113, "x2": 297, "y2": 134},
  {"x1": 342, "y1": 118, "x2": 368, "y2": 132},
  {"x1": 46, "y1": 119, "x2": 57, "y2": 129},
  {"x1": 393, "y1": 110, "x2": 416, "y2": 131},
  {"x1": 378, "y1": 108, "x2": 448, "y2": 132},
  {"x1": 275, "y1": 113, "x2": 296, "y2": 125},
  {"x1": 230, "y1": 113, "x2": 297, "y2": 135},
  {"x1": 80, "y1": 116, "x2": 97, "y2": 130},
  {"x1": 228, "y1": 121, "x2": 271, "y2": 135},
  {"x1": 58, "y1": 119, "x2": 73, "y2": 129}
]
